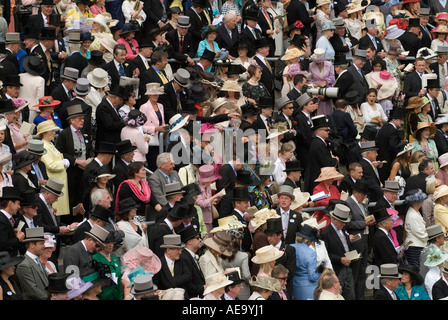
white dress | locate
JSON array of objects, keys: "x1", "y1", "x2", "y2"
[
  {"x1": 272, "y1": 157, "x2": 286, "y2": 186},
  {"x1": 116, "y1": 219, "x2": 149, "y2": 251},
  {"x1": 425, "y1": 266, "x2": 442, "y2": 299},
  {"x1": 360, "y1": 102, "x2": 388, "y2": 128},
  {"x1": 268, "y1": 3, "x2": 284, "y2": 56}
]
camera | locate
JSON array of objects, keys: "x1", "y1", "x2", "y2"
[{"x1": 306, "y1": 87, "x2": 340, "y2": 98}]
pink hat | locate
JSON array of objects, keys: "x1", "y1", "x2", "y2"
[
  {"x1": 200, "y1": 122, "x2": 219, "y2": 134},
  {"x1": 123, "y1": 246, "x2": 161, "y2": 275},
  {"x1": 386, "y1": 208, "x2": 403, "y2": 228},
  {"x1": 44, "y1": 234, "x2": 56, "y2": 251},
  {"x1": 283, "y1": 63, "x2": 308, "y2": 77},
  {"x1": 198, "y1": 164, "x2": 221, "y2": 183},
  {"x1": 371, "y1": 70, "x2": 397, "y2": 85},
  {"x1": 439, "y1": 152, "x2": 448, "y2": 169}
]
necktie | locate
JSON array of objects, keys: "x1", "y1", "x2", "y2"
[
  {"x1": 252, "y1": 28, "x2": 257, "y2": 39},
  {"x1": 282, "y1": 211, "x2": 289, "y2": 236},
  {"x1": 35, "y1": 258, "x2": 45, "y2": 273},
  {"x1": 9, "y1": 216, "x2": 14, "y2": 227},
  {"x1": 67, "y1": 90, "x2": 73, "y2": 100},
  {"x1": 228, "y1": 29, "x2": 232, "y2": 39},
  {"x1": 119, "y1": 63, "x2": 125, "y2": 76},
  {"x1": 179, "y1": 35, "x2": 184, "y2": 52},
  {"x1": 169, "y1": 262, "x2": 175, "y2": 276},
  {"x1": 75, "y1": 130, "x2": 83, "y2": 142},
  {"x1": 158, "y1": 70, "x2": 168, "y2": 84},
  {"x1": 280, "y1": 290, "x2": 287, "y2": 300},
  {"x1": 30, "y1": 220, "x2": 35, "y2": 228},
  {"x1": 264, "y1": 57, "x2": 272, "y2": 72},
  {"x1": 144, "y1": 58, "x2": 149, "y2": 69},
  {"x1": 203, "y1": 9, "x2": 211, "y2": 24}
]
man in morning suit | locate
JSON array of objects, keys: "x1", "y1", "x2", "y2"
[
  {"x1": 82, "y1": 141, "x2": 116, "y2": 192},
  {"x1": 294, "y1": 93, "x2": 317, "y2": 172},
  {"x1": 157, "y1": 68, "x2": 190, "y2": 122},
  {"x1": 142, "y1": 0, "x2": 168, "y2": 34},
  {"x1": 51, "y1": 67, "x2": 78, "y2": 105},
  {"x1": 429, "y1": 46, "x2": 448, "y2": 89},
  {"x1": 419, "y1": 8, "x2": 432, "y2": 49},
  {"x1": 186, "y1": 0, "x2": 208, "y2": 54},
  {"x1": 358, "y1": 18, "x2": 386, "y2": 57},
  {"x1": 398, "y1": 18, "x2": 421, "y2": 58},
  {"x1": 0, "y1": 187, "x2": 25, "y2": 257},
  {"x1": 112, "y1": 140, "x2": 136, "y2": 191},
  {"x1": 373, "y1": 264, "x2": 401, "y2": 300},
  {"x1": 138, "y1": 49, "x2": 170, "y2": 106},
  {"x1": 372, "y1": 208, "x2": 399, "y2": 267},
  {"x1": 253, "y1": 37, "x2": 275, "y2": 96},
  {"x1": 403, "y1": 57, "x2": 427, "y2": 105},
  {"x1": 165, "y1": 16, "x2": 195, "y2": 71},
  {"x1": 274, "y1": 96, "x2": 298, "y2": 144},
  {"x1": 338, "y1": 162, "x2": 363, "y2": 194},
  {"x1": 330, "y1": 99, "x2": 358, "y2": 143},
  {"x1": 425, "y1": 78, "x2": 442, "y2": 121},
  {"x1": 347, "y1": 49, "x2": 369, "y2": 105},
  {"x1": 282, "y1": 161, "x2": 303, "y2": 189},
  {"x1": 240, "y1": 9, "x2": 262, "y2": 48},
  {"x1": 104, "y1": 44, "x2": 136, "y2": 88},
  {"x1": 216, "y1": 13, "x2": 240, "y2": 57},
  {"x1": 333, "y1": 55, "x2": 354, "y2": 103},
  {"x1": 358, "y1": 141, "x2": 384, "y2": 202},
  {"x1": 275, "y1": 185, "x2": 303, "y2": 245},
  {"x1": 432, "y1": 262, "x2": 448, "y2": 300}
]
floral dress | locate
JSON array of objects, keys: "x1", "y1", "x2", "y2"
[
  {"x1": 250, "y1": 186, "x2": 273, "y2": 210},
  {"x1": 242, "y1": 82, "x2": 270, "y2": 105}
]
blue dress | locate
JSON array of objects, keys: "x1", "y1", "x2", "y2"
[
  {"x1": 197, "y1": 40, "x2": 220, "y2": 74},
  {"x1": 394, "y1": 284, "x2": 431, "y2": 300},
  {"x1": 33, "y1": 113, "x2": 63, "y2": 134},
  {"x1": 291, "y1": 242, "x2": 321, "y2": 300}
]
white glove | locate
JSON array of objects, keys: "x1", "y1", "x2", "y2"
[{"x1": 63, "y1": 159, "x2": 70, "y2": 168}]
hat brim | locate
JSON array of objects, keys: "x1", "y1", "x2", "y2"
[
  {"x1": 203, "y1": 237, "x2": 232, "y2": 257},
  {"x1": 251, "y1": 251, "x2": 284, "y2": 264},
  {"x1": 42, "y1": 185, "x2": 64, "y2": 197},
  {"x1": 0, "y1": 255, "x2": 24, "y2": 270}
]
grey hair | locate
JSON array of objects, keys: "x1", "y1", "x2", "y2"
[
  {"x1": 68, "y1": 42, "x2": 81, "y2": 52},
  {"x1": 91, "y1": 188, "x2": 109, "y2": 207},
  {"x1": 223, "y1": 13, "x2": 236, "y2": 23},
  {"x1": 156, "y1": 152, "x2": 173, "y2": 168}
]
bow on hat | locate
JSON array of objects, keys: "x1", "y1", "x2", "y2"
[{"x1": 126, "y1": 266, "x2": 154, "y2": 287}]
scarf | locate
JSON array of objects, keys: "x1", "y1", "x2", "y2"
[{"x1": 115, "y1": 179, "x2": 151, "y2": 212}]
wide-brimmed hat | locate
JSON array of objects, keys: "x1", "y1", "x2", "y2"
[
  {"x1": 188, "y1": 83, "x2": 211, "y2": 102},
  {"x1": 42, "y1": 177, "x2": 64, "y2": 197},
  {"x1": 248, "y1": 275, "x2": 282, "y2": 292},
  {"x1": 198, "y1": 164, "x2": 221, "y2": 183},
  {"x1": 434, "y1": 184, "x2": 448, "y2": 201},
  {"x1": 432, "y1": 25, "x2": 448, "y2": 34},
  {"x1": 396, "y1": 142, "x2": 414, "y2": 157},
  {"x1": 296, "y1": 224, "x2": 320, "y2": 243},
  {"x1": 66, "y1": 277, "x2": 93, "y2": 300},
  {"x1": 250, "y1": 208, "x2": 280, "y2": 231},
  {"x1": 427, "y1": 224, "x2": 445, "y2": 241},
  {"x1": 439, "y1": 152, "x2": 448, "y2": 169},
  {"x1": 418, "y1": 48, "x2": 438, "y2": 61},
  {"x1": 120, "y1": 22, "x2": 139, "y2": 36},
  {"x1": 23, "y1": 227, "x2": 45, "y2": 243},
  {"x1": 219, "y1": 80, "x2": 242, "y2": 95},
  {"x1": 382, "y1": 180, "x2": 400, "y2": 193},
  {"x1": 93, "y1": 165, "x2": 116, "y2": 183},
  {"x1": 413, "y1": 122, "x2": 437, "y2": 139},
  {"x1": 12, "y1": 150, "x2": 37, "y2": 171},
  {"x1": 310, "y1": 48, "x2": 326, "y2": 62},
  {"x1": 251, "y1": 245, "x2": 284, "y2": 264},
  {"x1": 36, "y1": 120, "x2": 60, "y2": 137},
  {"x1": 321, "y1": 20, "x2": 336, "y2": 31},
  {"x1": 424, "y1": 247, "x2": 448, "y2": 267},
  {"x1": 291, "y1": 188, "x2": 310, "y2": 210},
  {"x1": 145, "y1": 82, "x2": 165, "y2": 96},
  {"x1": 95, "y1": 33, "x2": 117, "y2": 54},
  {"x1": 124, "y1": 109, "x2": 147, "y2": 128},
  {"x1": 283, "y1": 63, "x2": 308, "y2": 78},
  {"x1": 378, "y1": 264, "x2": 402, "y2": 279},
  {"x1": 281, "y1": 48, "x2": 305, "y2": 61},
  {"x1": 203, "y1": 272, "x2": 234, "y2": 295},
  {"x1": 0, "y1": 187, "x2": 23, "y2": 201},
  {"x1": 87, "y1": 14, "x2": 111, "y2": 33},
  {"x1": 22, "y1": 55, "x2": 46, "y2": 77},
  {"x1": 406, "y1": 96, "x2": 424, "y2": 110},
  {"x1": 329, "y1": 203, "x2": 351, "y2": 223},
  {"x1": 314, "y1": 167, "x2": 344, "y2": 182},
  {"x1": 210, "y1": 215, "x2": 246, "y2": 233},
  {"x1": 123, "y1": 246, "x2": 161, "y2": 275},
  {"x1": 46, "y1": 273, "x2": 70, "y2": 293},
  {"x1": 0, "y1": 251, "x2": 24, "y2": 271},
  {"x1": 371, "y1": 70, "x2": 397, "y2": 85},
  {"x1": 0, "y1": 152, "x2": 11, "y2": 167},
  {"x1": 115, "y1": 197, "x2": 139, "y2": 215},
  {"x1": 404, "y1": 188, "x2": 428, "y2": 204},
  {"x1": 203, "y1": 231, "x2": 233, "y2": 257},
  {"x1": 34, "y1": 96, "x2": 61, "y2": 108},
  {"x1": 87, "y1": 68, "x2": 108, "y2": 88}
]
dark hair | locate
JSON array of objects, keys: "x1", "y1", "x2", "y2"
[
  {"x1": 334, "y1": 99, "x2": 348, "y2": 109},
  {"x1": 372, "y1": 57, "x2": 386, "y2": 70},
  {"x1": 348, "y1": 162, "x2": 362, "y2": 172},
  {"x1": 293, "y1": 74, "x2": 306, "y2": 86},
  {"x1": 113, "y1": 44, "x2": 126, "y2": 55},
  {"x1": 128, "y1": 161, "x2": 145, "y2": 178},
  {"x1": 150, "y1": 49, "x2": 168, "y2": 65},
  {"x1": 366, "y1": 44, "x2": 376, "y2": 52},
  {"x1": 418, "y1": 159, "x2": 431, "y2": 173},
  {"x1": 366, "y1": 88, "x2": 378, "y2": 97}
]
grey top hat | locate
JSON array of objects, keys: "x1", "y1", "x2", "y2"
[
  {"x1": 365, "y1": 18, "x2": 378, "y2": 29},
  {"x1": 164, "y1": 182, "x2": 185, "y2": 197},
  {"x1": 27, "y1": 139, "x2": 47, "y2": 156},
  {"x1": 382, "y1": 180, "x2": 400, "y2": 192},
  {"x1": 419, "y1": 7, "x2": 430, "y2": 16},
  {"x1": 277, "y1": 185, "x2": 295, "y2": 201},
  {"x1": 330, "y1": 203, "x2": 351, "y2": 222},
  {"x1": 427, "y1": 224, "x2": 445, "y2": 240},
  {"x1": 160, "y1": 234, "x2": 185, "y2": 249},
  {"x1": 42, "y1": 177, "x2": 65, "y2": 197},
  {"x1": 5, "y1": 32, "x2": 21, "y2": 44},
  {"x1": 360, "y1": 140, "x2": 378, "y2": 152},
  {"x1": 275, "y1": 96, "x2": 293, "y2": 111},
  {"x1": 176, "y1": 15, "x2": 191, "y2": 28},
  {"x1": 84, "y1": 224, "x2": 109, "y2": 246},
  {"x1": 68, "y1": 32, "x2": 82, "y2": 43},
  {"x1": 131, "y1": 275, "x2": 158, "y2": 295},
  {"x1": 332, "y1": 17, "x2": 345, "y2": 27},
  {"x1": 353, "y1": 49, "x2": 367, "y2": 59},
  {"x1": 296, "y1": 93, "x2": 313, "y2": 108},
  {"x1": 379, "y1": 263, "x2": 402, "y2": 278},
  {"x1": 61, "y1": 67, "x2": 79, "y2": 81},
  {"x1": 23, "y1": 227, "x2": 45, "y2": 243},
  {"x1": 66, "y1": 104, "x2": 86, "y2": 120},
  {"x1": 73, "y1": 78, "x2": 90, "y2": 96},
  {"x1": 437, "y1": 46, "x2": 448, "y2": 55},
  {"x1": 173, "y1": 68, "x2": 191, "y2": 88}
]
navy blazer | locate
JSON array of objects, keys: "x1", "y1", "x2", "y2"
[{"x1": 330, "y1": 110, "x2": 358, "y2": 143}]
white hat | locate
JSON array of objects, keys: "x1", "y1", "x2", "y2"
[
  {"x1": 87, "y1": 68, "x2": 108, "y2": 88},
  {"x1": 203, "y1": 272, "x2": 233, "y2": 295}
]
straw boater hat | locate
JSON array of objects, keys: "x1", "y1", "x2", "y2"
[
  {"x1": 329, "y1": 203, "x2": 351, "y2": 223},
  {"x1": 36, "y1": 120, "x2": 60, "y2": 137},
  {"x1": 434, "y1": 184, "x2": 448, "y2": 201},
  {"x1": 203, "y1": 272, "x2": 234, "y2": 295},
  {"x1": 249, "y1": 275, "x2": 282, "y2": 292},
  {"x1": 314, "y1": 166, "x2": 344, "y2": 182},
  {"x1": 431, "y1": 25, "x2": 448, "y2": 34},
  {"x1": 302, "y1": 217, "x2": 327, "y2": 230},
  {"x1": 145, "y1": 82, "x2": 165, "y2": 96},
  {"x1": 413, "y1": 122, "x2": 437, "y2": 139},
  {"x1": 203, "y1": 231, "x2": 233, "y2": 257},
  {"x1": 210, "y1": 215, "x2": 246, "y2": 233},
  {"x1": 378, "y1": 263, "x2": 402, "y2": 279},
  {"x1": 281, "y1": 48, "x2": 305, "y2": 61},
  {"x1": 250, "y1": 208, "x2": 280, "y2": 231},
  {"x1": 251, "y1": 245, "x2": 284, "y2": 264},
  {"x1": 266, "y1": 123, "x2": 290, "y2": 140}
]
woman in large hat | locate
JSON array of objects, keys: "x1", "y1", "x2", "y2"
[
  {"x1": 424, "y1": 246, "x2": 448, "y2": 298},
  {"x1": 0, "y1": 251, "x2": 24, "y2": 300},
  {"x1": 404, "y1": 96, "x2": 424, "y2": 141},
  {"x1": 197, "y1": 25, "x2": 220, "y2": 74},
  {"x1": 117, "y1": 22, "x2": 140, "y2": 60},
  {"x1": 430, "y1": 25, "x2": 448, "y2": 52},
  {"x1": 251, "y1": 244, "x2": 284, "y2": 278},
  {"x1": 116, "y1": 198, "x2": 149, "y2": 251},
  {"x1": 203, "y1": 272, "x2": 234, "y2": 300},
  {"x1": 388, "y1": 141, "x2": 414, "y2": 194},
  {"x1": 433, "y1": 184, "x2": 448, "y2": 233},
  {"x1": 436, "y1": 152, "x2": 448, "y2": 186},
  {"x1": 403, "y1": 189, "x2": 429, "y2": 266},
  {"x1": 315, "y1": 0, "x2": 332, "y2": 37},
  {"x1": 200, "y1": 231, "x2": 232, "y2": 279},
  {"x1": 315, "y1": 20, "x2": 336, "y2": 60},
  {"x1": 32, "y1": 96, "x2": 63, "y2": 130},
  {"x1": 411, "y1": 121, "x2": 439, "y2": 171},
  {"x1": 233, "y1": 41, "x2": 254, "y2": 82},
  {"x1": 394, "y1": 264, "x2": 430, "y2": 300},
  {"x1": 248, "y1": 274, "x2": 282, "y2": 300},
  {"x1": 120, "y1": 109, "x2": 148, "y2": 164}
]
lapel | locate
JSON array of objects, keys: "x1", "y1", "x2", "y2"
[
  {"x1": 205, "y1": 249, "x2": 221, "y2": 273},
  {"x1": 329, "y1": 223, "x2": 349, "y2": 254},
  {"x1": 25, "y1": 255, "x2": 48, "y2": 285}
]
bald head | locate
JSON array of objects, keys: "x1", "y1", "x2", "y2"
[{"x1": 223, "y1": 13, "x2": 237, "y2": 30}]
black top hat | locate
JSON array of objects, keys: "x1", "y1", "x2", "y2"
[
  {"x1": 408, "y1": 18, "x2": 420, "y2": 28},
  {"x1": 46, "y1": 273, "x2": 70, "y2": 293},
  {"x1": 48, "y1": 13, "x2": 63, "y2": 27},
  {"x1": 311, "y1": 115, "x2": 330, "y2": 130},
  {"x1": 168, "y1": 200, "x2": 191, "y2": 219},
  {"x1": 179, "y1": 225, "x2": 200, "y2": 243},
  {"x1": 22, "y1": 55, "x2": 47, "y2": 77},
  {"x1": 351, "y1": 180, "x2": 369, "y2": 194},
  {"x1": 244, "y1": 9, "x2": 260, "y2": 21},
  {"x1": 360, "y1": 124, "x2": 377, "y2": 140},
  {"x1": 116, "y1": 197, "x2": 139, "y2": 214},
  {"x1": 0, "y1": 187, "x2": 23, "y2": 201},
  {"x1": 181, "y1": 183, "x2": 202, "y2": 197},
  {"x1": 192, "y1": 0, "x2": 208, "y2": 8},
  {"x1": 0, "y1": 98, "x2": 15, "y2": 114},
  {"x1": 88, "y1": 50, "x2": 106, "y2": 68},
  {"x1": 264, "y1": 217, "x2": 283, "y2": 235},
  {"x1": 241, "y1": 102, "x2": 260, "y2": 117},
  {"x1": 109, "y1": 84, "x2": 129, "y2": 99},
  {"x1": 426, "y1": 78, "x2": 441, "y2": 89},
  {"x1": 236, "y1": 170, "x2": 259, "y2": 186},
  {"x1": 180, "y1": 99, "x2": 199, "y2": 114},
  {"x1": 284, "y1": 160, "x2": 303, "y2": 172},
  {"x1": 388, "y1": 107, "x2": 405, "y2": 120},
  {"x1": 373, "y1": 207, "x2": 390, "y2": 223},
  {"x1": 334, "y1": 54, "x2": 349, "y2": 65},
  {"x1": 138, "y1": 38, "x2": 156, "y2": 49},
  {"x1": 20, "y1": 190, "x2": 38, "y2": 207},
  {"x1": 0, "y1": 251, "x2": 24, "y2": 271},
  {"x1": 12, "y1": 150, "x2": 37, "y2": 171},
  {"x1": 257, "y1": 96, "x2": 274, "y2": 109},
  {"x1": 232, "y1": 187, "x2": 251, "y2": 201},
  {"x1": 95, "y1": 141, "x2": 117, "y2": 154},
  {"x1": 40, "y1": 0, "x2": 55, "y2": 5},
  {"x1": 227, "y1": 64, "x2": 247, "y2": 76},
  {"x1": 91, "y1": 204, "x2": 113, "y2": 222},
  {"x1": 0, "y1": 42, "x2": 6, "y2": 54},
  {"x1": 200, "y1": 48, "x2": 216, "y2": 62},
  {"x1": 116, "y1": 139, "x2": 137, "y2": 155},
  {"x1": 3, "y1": 75, "x2": 23, "y2": 87},
  {"x1": 255, "y1": 37, "x2": 271, "y2": 49},
  {"x1": 334, "y1": 2, "x2": 349, "y2": 16},
  {"x1": 345, "y1": 91, "x2": 360, "y2": 105},
  {"x1": 226, "y1": 270, "x2": 244, "y2": 284},
  {"x1": 22, "y1": 27, "x2": 40, "y2": 39},
  {"x1": 188, "y1": 83, "x2": 211, "y2": 102},
  {"x1": 39, "y1": 27, "x2": 57, "y2": 40}
]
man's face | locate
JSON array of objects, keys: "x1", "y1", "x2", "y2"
[
  {"x1": 6, "y1": 86, "x2": 20, "y2": 98},
  {"x1": 161, "y1": 157, "x2": 175, "y2": 175},
  {"x1": 420, "y1": 16, "x2": 429, "y2": 25},
  {"x1": 70, "y1": 116, "x2": 85, "y2": 130},
  {"x1": 386, "y1": 278, "x2": 401, "y2": 291},
  {"x1": 410, "y1": 26, "x2": 420, "y2": 36},
  {"x1": 122, "y1": 150, "x2": 135, "y2": 163},
  {"x1": 415, "y1": 60, "x2": 426, "y2": 73},
  {"x1": 225, "y1": 15, "x2": 237, "y2": 30},
  {"x1": 332, "y1": 218, "x2": 346, "y2": 230},
  {"x1": 257, "y1": 46, "x2": 270, "y2": 57},
  {"x1": 32, "y1": 240, "x2": 46, "y2": 256},
  {"x1": 64, "y1": 79, "x2": 76, "y2": 91},
  {"x1": 140, "y1": 46, "x2": 153, "y2": 58},
  {"x1": 316, "y1": 126, "x2": 330, "y2": 140},
  {"x1": 281, "y1": 103, "x2": 294, "y2": 117},
  {"x1": 166, "y1": 247, "x2": 183, "y2": 260},
  {"x1": 335, "y1": 26, "x2": 345, "y2": 37},
  {"x1": 354, "y1": 57, "x2": 366, "y2": 68},
  {"x1": 86, "y1": 238, "x2": 102, "y2": 253},
  {"x1": 424, "y1": 162, "x2": 435, "y2": 176},
  {"x1": 42, "y1": 4, "x2": 54, "y2": 16},
  {"x1": 266, "y1": 232, "x2": 282, "y2": 246},
  {"x1": 45, "y1": 192, "x2": 59, "y2": 205},
  {"x1": 438, "y1": 54, "x2": 448, "y2": 65},
  {"x1": 8, "y1": 43, "x2": 20, "y2": 54},
  {"x1": 351, "y1": 166, "x2": 363, "y2": 180},
  {"x1": 384, "y1": 190, "x2": 398, "y2": 205},
  {"x1": 178, "y1": 26, "x2": 188, "y2": 36},
  {"x1": 366, "y1": 48, "x2": 376, "y2": 60},
  {"x1": 278, "y1": 195, "x2": 292, "y2": 209},
  {"x1": 23, "y1": 38, "x2": 36, "y2": 50},
  {"x1": 368, "y1": 27, "x2": 378, "y2": 36},
  {"x1": 235, "y1": 200, "x2": 250, "y2": 213},
  {"x1": 9, "y1": 200, "x2": 21, "y2": 215},
  {"x1": 246, "y1": 19, "x2": 257, "y2": 28},
  {"x1": 157, "y1": 57, "x2": 168, "y2": 70},
  {"x1": 114, "y1": 49, "x2": 126, "y2": 64},
  {"x1": 262, "y1": 107, "x2": 273, "y2": 117},
  {"x1": 428, "y1": 88, "x2": 441, "y2": 99},
  {"x1": 98, "y1": 193, "x2": 112, "y2": 209}
]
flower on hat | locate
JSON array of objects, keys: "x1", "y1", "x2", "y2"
[
  {"x1": 12, "y1": 98, "x2": 28, "y2": 108},
  {"x1": 294, "y1": 20, "x2": 304, "y2": 29}
]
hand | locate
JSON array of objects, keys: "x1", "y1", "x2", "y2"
[
  {"x1": 398, "y1": 64, "x2": 405, "y2": 70},
  {"x1": 59, "y1": 226, "x2": 71, "y2": 234},
  {"x1": 419, "y1": 89, "x2": 426, "y2": 96},
  {"x1": 341, "y1": 257, "x2": 351, "y2": 266},
  {"x1": 158, "y1": 21, "x2": 166, "y2": 28},
  {"x1": 16, "y1": 230, "x2": 25, "y2": 241},
  {"x1": 275, "y1": 27, "x2": 280, "y2": 34},
  {"x1": 69, "y1": 223, "x2": 79, "y2": 229},
  {"x1": 366, "y1": 218, "x2": 375, "y2": 226},
  {"x1": 144, "y1": 135, "x2": 151, "y2": 142},
  {"x1": 133, "y1": 68, "x2": 140, "y2": 78},
  {"x1": 228, "y1": 112, "x2": 241, "y2": 119},
  {"x1": 39, "y1": 179, "x2": 48, "y2": 186},
  {"x1": 76, "y1": 159, "x2": 88, "y2": 168},
  {"x1": 58, "y1": 51, "x2": 68, "y2": 59},
  {"x1": 155, "y1": 204, "x2": 162, "y2": 211},
  {"x1": 141, "y1": 223, "x2": 147, "y2": 232},
  {"x1": 186, "y1": 56, "x2": 195, "y2": 66},
  {"x1": 156, "y1": 125, "x2": 165, "y2": 132}
]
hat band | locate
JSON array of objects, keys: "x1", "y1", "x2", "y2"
[
  {"x1": 45, "y1": 184, "x2": 62, "y2": 195},
  {"x1": 28, "y1": 147, "x2": 44, "y2": 154},
  {"x1": 382, "y1": 272, "x2": 400, "y2": 277},
  {"x1": 133, "y1": 285, "x2": 154, "y2": 293},
  {"x1": 333, "y1": 212, "x2": 348, "y2": 221}
]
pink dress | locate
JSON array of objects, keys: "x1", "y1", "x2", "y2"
[
  {"x1": 116, "y1": 37, "x2": 139, "y2": 60},
  {"x1": 89, "y1": 4, "x2": 106, "y2": 16}
]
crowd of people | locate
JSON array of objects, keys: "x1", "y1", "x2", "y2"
[{"x1": 1, "y1": 0, "x2": 448, "y2": 303}]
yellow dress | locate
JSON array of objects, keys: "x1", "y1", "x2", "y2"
[{"x1": 41, "y1": 140, "x2": 70, "y2": 216}]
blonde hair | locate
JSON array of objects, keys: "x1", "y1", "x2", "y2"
[
  {"x1": 279, "y1": 141, "x2": 296, "y2": 155},
  {"x1": 410, "y1": 150, "x2": 426, "y2": 164}
]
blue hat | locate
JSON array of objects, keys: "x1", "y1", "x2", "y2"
[{"x1": 404, "y1": 189, "x2": 428, "y2": 204}]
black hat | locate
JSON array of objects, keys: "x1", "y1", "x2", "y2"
[
  {"x1": 360, "y1": 124, "x2": 377, "y2": 140},
  {"x1": 227, "y1": 64, "x2": 246, "y2": 76},
  {"x1": 0, "y1": 186, "x2": 23, "y2": 201},
  {"x1": 48, "y1": 13, "x2": 63, "y2": 27},
  {"x1": 200, "y1": 48, "x2": 216, "y2": 62},
  {"x1": 344, "y1": 91, "x2": 360, "y2": 105},
  {"x1": 0, "y1": 42, "x2": 6, "y2": 54},
  {"x1": 180, "y1": 99, "x2": 199, "y2": 114},
  {"x1": 80, "y1": 32, "x2": 94, "y2": 42},
  {"x1": 388, "y1": 107, "x2": 405, "y2": 120},
  {"x1": 351, "y1": 180, "x2": 369, "y2": 194},
  {"x1": 138, "y1": 38, "x2": 156, "y2": 49},
  {"x1": 116, "y1": 139, "x2": 137, "y2": 155},
  {"x1": 181, "y1": 183, "x2": 202, "y2": 197},
  {"x1": 241, "y1": 102, "x2": 260, "y2": 117},
  {"x1": 231, "y1": 186, "x2": 251, "y2": 201},
  {"x1": 3, "y1": 75, "x2": 23, "y2": 87},
  {"x1": 192, "y1": 0, "x2": 208, "y2": 8},
  {"x1": 120, "y1": 22, "x2": 139, "y2": 36},
  {"x1": 226, "y1": 270, "x2": 245, "y2": 284},
  {"x1": 109, "y1": 84, "x2": 129, "y2": 99},
  {"x1": 168, "y1": 200, "x2": 191, "y2": 219},
  {"x1": 0, "y1": 251, "x2": 24, "y2": 271},
  {"x1": 244, "y1": 9, "x2": 260, "y2": 21},
  {"x1": 40, "y1": 0, "x2": 55, "y2": 5},
  {"x1": 39, "y1": 27, "x2": 57, "y2": 40},
  {"x1": 180, "y1": 194, "x2": 197, "y2": 218},
  {"x1": 408, "y1": 18, "x2": 420, "y2": 28},
  {"x1": 284, "y1": 160, "x2": 303, "y2": 172},
  {"x1": 179, "y1": 225, "x2": 201, "y2": 243},
  {"x1": 22, "y1": 27, "x2": 40, "y2": 40},
  {"x1": 257, "y1": 96, "x2": 274, "y2": 109},
  {"x1": 373, "y1": 208, "x2": 390, "y2": 223},
  {"x1": 0, "y1": 98, "x2": 15, "y2": 114},
  {"x1": 88, "y1": 50, "x2": 106, "y2": 67},
  {"x1": 334, "y1": 2, "x2": 349, "y2": 16},
  {"x1": 95, "y1": 141, "x2": 117, "y2": 154},
  {"x1": 289, "y1": 34, "x2": 306, "y2": 48},
  {"x1": 398, "y1": 264, "x2": 424, "y2": 285},
  {"x1": 296, "y1": 224, "x2": 320, "y2": 243},
  {"x1": 12, "y1": 150, "x2": 37, "y2": 171},
  {"x1": 264, "y1": 217, "x2": 283, "y2": 235},
  {"x1": 91, "y1": 205, "x2": 112, "y2": 222},
  {"x1": 20, "y1": 190, "x2": 38, "y2": 207},
  {"x1": 46, "y1": 273, "x2": 70, "y2": 293},
  {"x1": 334, "y1": 54, "x2": 349, "y2": 65},
  {"x1": 311, "y1": 115, "x2": 330, "y2": 130},
  {"x1": 255, "y1": 37, "x2": 271, "y2": 49},
  {"x1": 116, "y1": 197, "x2": 140, "y2": 215},
  {"x1": 236, "y1": 170, "x2": 260, "y2": 186},
  {"x1": 426, "y1": 78, "x2": 441, "y2": 89},
  {"x1": 22, "y1": 55, "x2": 47, "y2": 77},
  {"x1": 188, "y1": 83, "x2": 211, "y2": 102}
]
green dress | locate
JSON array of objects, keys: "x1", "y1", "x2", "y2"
[
  {"x1": 92, "y1": 252, "x2": 124, "y2": 300},
  {"x1": 242, "y1": 82, "x2": 270, "y2": 105}
]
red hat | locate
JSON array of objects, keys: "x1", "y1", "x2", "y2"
[{"x1": 34, "y1": 96, "x2": 61, "y2": 108}]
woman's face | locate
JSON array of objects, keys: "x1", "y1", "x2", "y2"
[
  {"x1": 81, "y1": 40, "x2": 91, "y2": 51},
  {"x1": 2, "y1": 266, "x2": 15, "y2": 277},
  {"x1": 98, "y1": 176, "x2": 109, "y2": 185},
  {"x1": 129, "y1": 208, "x2": 137, "y2": 219},
  {"x1": 43, "y1": 247, "x2": 53, "y2": 259},
  {"x1": 367, "y1": 92, "x2": 377, "y2": 104},
  {"x1": 283, "y1": 150, "x2": 294, "y2": 160},
  {"x1": 207, "y1": 32, "x2": 218, "y2": 41},
  {"x1": 0, "y1": 130, "x2": 5, "y2": 144},
  {"x1": 127, "y1": 32, "x2": 135, "y2": 40},
  {"x1": 136, "y1": 166, "x2": 147, "y2": 180},
  {"x1": 373, "y1": 64, "x2": 382, "y2": 72},
  {"x1": 149, "y1": 94, "x2": 160, "y2": 103},
  {"x1": 421, "y1": 127, "x2": 431, "y2": 139},
  {"x1": 5, "y1": 112, "x2": 15, "y2": 124},
  {"x1": 103, "y1": 242, "x2": 114, "y2": 254},
  {"x1": 43, "y1": 130, "x2": 57, "y2": 142},
  {"x1": 237, "y1": 47, "x2": 248, "y2": 57},
  {"x1": 320, "y1": 3, "x2": 331, "y2": 14},
  {"x1": 127, "y1": 94, "x2": 136, "y2": 107},
  {"x1": 254, "y1": 68, "x2": 262, "y2": 80}
]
